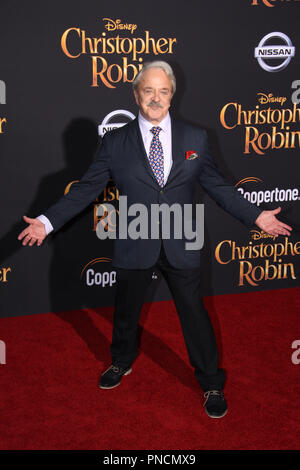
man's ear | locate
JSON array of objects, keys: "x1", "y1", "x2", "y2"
[{"x1": 133, "y1": 89, "x2": 139, "y2": 106}]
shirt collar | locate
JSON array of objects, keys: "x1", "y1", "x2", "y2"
[{"x1": 138, "y1": 111, "x2": 171, "y2": 137}]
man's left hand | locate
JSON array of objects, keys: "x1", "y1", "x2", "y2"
[{"x1": 255, "y1": 207, "x2": 292, "y2": 238}]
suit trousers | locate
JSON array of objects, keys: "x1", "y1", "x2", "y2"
[{"x1": 110, "y1": 244, "x2": 226, "y2": 391}]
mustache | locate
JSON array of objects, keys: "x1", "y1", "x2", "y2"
[{"x1": 147, "y1": 101, "x2": 164, "y2": 108}]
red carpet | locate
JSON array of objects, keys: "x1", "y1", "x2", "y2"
[{"x1": 0, "y1": 287, "x2": 300, "y2": 450}]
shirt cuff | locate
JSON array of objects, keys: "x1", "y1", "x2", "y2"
[{"x1": 37, "y1": 214, "x2": 54, "y2": 235}]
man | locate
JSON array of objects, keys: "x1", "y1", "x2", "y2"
[{"x1": 18, "y1": 61, "x2": 292, "y2": 418}]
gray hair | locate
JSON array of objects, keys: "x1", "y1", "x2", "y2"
[{"x1": 132, "y1": 61, "x2": 176, "y2": 94}]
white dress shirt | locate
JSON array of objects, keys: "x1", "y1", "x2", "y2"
[
  {"x1": 38, "y1": 111, "x2": 173, "y2": 235},
  {"x1": 37, "y1": 213, "x2": 54, "y2": 235},
  {"x1": 138, "y1": 111, "x2": 172, "y2": 185}
]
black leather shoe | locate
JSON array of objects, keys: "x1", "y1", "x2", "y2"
[
  {"x1": 203, "y1": 390, "x2": 228, "y2": 418},
  {"x1": 99, "y1": 364, "x2": 132, "y2": 389}
]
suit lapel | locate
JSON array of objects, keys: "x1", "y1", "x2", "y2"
[{"x1": 165, "y1": 117, "x2": 184, "y2": 187}]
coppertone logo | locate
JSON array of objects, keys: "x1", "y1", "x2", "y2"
[
  {"x1": 80, "y1": 257, "x2": 116, "y2": 287},
  {"x1": 235, "y1": 177, "x2": 300, "y2": 206},
  {"x1": 98, "y1": 109, "x2": 135, "y2": 136},
  {"x1": 255, "y1": 32, "x2": 295, "y2": 72}
]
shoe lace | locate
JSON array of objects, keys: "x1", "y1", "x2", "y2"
[
  {"x1": 110, "y1": 365, "x2": 120, "y2": 373},
  {"x1": 203, "y1": 390, "x2": 224, "y2": 407}
]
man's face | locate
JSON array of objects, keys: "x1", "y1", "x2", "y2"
[{"x1": 134, "y1": 67, "x2": 173, "y2": 124}]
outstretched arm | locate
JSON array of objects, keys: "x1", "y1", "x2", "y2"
[
  {"x1": 18, "y1": 133, "x2": 112, "y2": 246},
  {"x1": 197, "y1": 130, "x2": 292, "y2": 236},
  {"x1": 197, "y1": 130, "x2": 261, "y2": 228}
]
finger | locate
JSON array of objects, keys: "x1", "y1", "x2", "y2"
[
  {"x1": 272, "y1": 207, "x2": 281, "y2": 215},
  {"x1": 276, "y1": 228, "x2": 291, "y2": 236},
  {"x1": 274, "y1": 223, "x2": 291, "y2": 233},
  {"x1": 23, "y1": 215, "x2": 36, "y2": 223},
  {"x1": 29, "y1": 238, "x2": 37, "y2": 247},
  {"x1": 271, "y1": 222, "x2": 291, "y2": 235},
  {"x1": 276, "y1": 231, "x2": 288, "y2": 237},
  {"x1": 18, "y1": 229, "x2": 29, "y2": 240},
  {"x1": 22, "y1": 234, "x2": 32, "y2": 246},
  {"x1": 265, "y1": 230, "x2": 277, "y2": 237},
  {"x1": 278, "y1": 222, "x2": 292, "y2": 231},
  {"x1": 37, "y1": 239, "x2": 43, "y2": 247}
]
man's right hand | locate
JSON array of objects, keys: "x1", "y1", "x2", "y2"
[{"x1": 18, "y1": 215, "x2": 47, "y2": 246}]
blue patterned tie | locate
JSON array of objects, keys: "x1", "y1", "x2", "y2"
[{"x1": 148, "y1": 126, "x2": 164, "y2": 187}]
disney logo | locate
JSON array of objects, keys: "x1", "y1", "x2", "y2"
[
  {"x1": 102, "y1": 18, "x2": 137, "y2": 35},
  {"x1": 257, "y1": 93, "x2": 287, "y2": 106},
  {"x1": 251, "y1": 230, "x2": 276, "y2": 241}
]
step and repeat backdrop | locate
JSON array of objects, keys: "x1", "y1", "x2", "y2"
[{"x1": 0, "y1": 0, "x2": 300, "y2": 317}]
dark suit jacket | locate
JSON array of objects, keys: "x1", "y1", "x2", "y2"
[{"x1": 43, "y1": 116, "x2": 262, "y2": 269}]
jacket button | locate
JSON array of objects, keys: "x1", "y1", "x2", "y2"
[{"x1": 160, "y1": 190, "x2": 164, "y2": 194}]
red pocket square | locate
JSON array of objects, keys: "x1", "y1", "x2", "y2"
[{"x1": 185, "y1": 150, "x2": 198, "y2": 160}]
